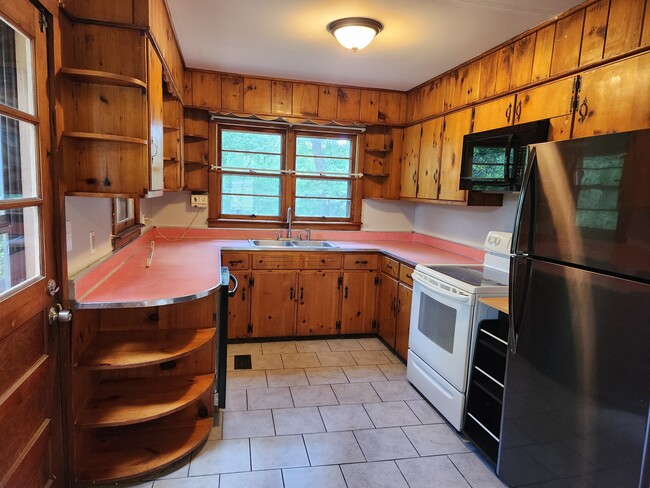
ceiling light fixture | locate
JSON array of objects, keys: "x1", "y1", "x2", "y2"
[{"x1": 326, "y1": 17, "x2": 383, "y2": 52}]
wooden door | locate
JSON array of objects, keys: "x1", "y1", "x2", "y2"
[
  {"x1": 227, "y1": 270, "x2": 251, "y2": 339},
  {"x1": 296, "y1": 271, "x2": 340, "y2": 336},
  {"x1": 515, "y1": 76, "x2": 576, "y2": 141},
  {"x1": 394, "y1": 283, "x2": 413, "y2": 360},
  {"x1": 572, "y1": 53, "x2": 650, "y2": 139},
  {"x1": 250, "y1": 271, "x2": 296, "y2": 337},
  {"x1": 399, "y1": 124, "x2": 421, "y2": 198},
  {"x1": 377, "y1": 273, "x2": 398, "y2": 347},
  {"x1": 340, "y1": 271, "x2": 377, "y2": 335},
  {"x1": 417, "y1": 117, "x2": 443, "y2": 200},
  {"x1": 148, "y1": 42, "x2": 164, "y2": 192},
  {"x1": 471, "y1": 95, "x2": 516, "y2": 133},
  {"x1": 440, "y1": 108, "x2": 472, "y2": 201},
  {"x1": 0, "y1": 2, "x2": 63, "y2": 486}
]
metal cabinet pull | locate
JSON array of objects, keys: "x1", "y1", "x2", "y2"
[
  {"x1": 300, "y1": 287, "x2": 304, "y2": 301},
  {"x1": 505, "y1": 103, "x2": 512, "y2": 123},
  {"x1": 515, "y1": 100, "x2": 522, "y2": 122},
  {"x1": 229, "y1": 259, "x2": 244, "y2": 266},
  {"x1": 289, "y1": 287, "x2": 294, "y2": 300},
  {"x1": 355, "y1": 260, "x2": 368, "y2": 265},
  {"x1": 578, "y1": 98, "x2": 589, "y2": 123},
  {"x1": 344, "y1": 286, "x2": 349, "y2": 299}
]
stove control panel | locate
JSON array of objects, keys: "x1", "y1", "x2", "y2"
[{"x1": 484, "y1": 231, "x2": 512, "y2": 255}]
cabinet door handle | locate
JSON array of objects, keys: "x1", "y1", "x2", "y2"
[
  {"x1": 229, "y1": 259, "x2": 244, "y2": 266},
  {"x1": 289, "y1": 287, "x2": 294, "y2": 300},
  {"x1": 578, "y1": 97, "x2": 588, "y2": 123},
  {"x1": 406, "y1": 273, "x2": 412, "y2": 279},
  {"x1": 355, "y1": 260, "x2": 368, "y2": 265},
  {"x1": 433, "y1": 169, "x2": 438, "y2": 183},
  {"x1": 242, "y1": 287, "x2": 246, "y2": 301},
  {"x1": 396, "y1": 297, "x2": 401, "y2": 314},
  {"x1": 385, "y1": 262, "x2": 393, "y2": 270},
  {"x1": 300, "y1": 287, "x2": 304, "y2": 302},
  {"x1": 515, "y1": 100, "x2": 522, "y2": 122},
  {"x1": 344, "y1": 286, "x2": 349, "y2": 299},
  {"x1": 505, "y1": 103, "x2": 512, "y2": 123}
]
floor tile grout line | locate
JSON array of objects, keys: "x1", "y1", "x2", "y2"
[{"x1": 399, "y1": 425, "x2": 424, "y2": 458}]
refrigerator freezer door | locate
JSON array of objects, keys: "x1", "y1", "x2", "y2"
[
  {"x1": 516, "y1": 130, "x2": 650, "y2": 281},
  {"x1": 498, "y1": 259, "x2": 650, "y2": 487}
]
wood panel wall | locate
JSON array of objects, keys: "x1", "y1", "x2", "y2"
[
  {"x1": 184, "y1": 69, "x2": 408, "y2": 125},
  {"x1": 406, "y1": 0, "x2": 650, "y2": 124}
]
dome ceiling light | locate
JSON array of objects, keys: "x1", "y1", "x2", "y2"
[{"x1": 326, "y1": 17, "x2": 384, "y2": 52}]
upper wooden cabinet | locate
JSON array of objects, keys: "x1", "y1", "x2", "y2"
[
  {"x1": 400, "y1": 124, "x2": 421, "y2": 199},
  {"x1": 572, "y1": 52, "x2": 650, "y2": 139},
  {"x1": 439, "y1": 108, "x2": 472, "y2": 202},
  {"x1": 416, "y1": 118, "x2": 444, "y2": 200},
  {"x1": 59, "y1": 21, "x2": 163, "y2": 196},
  {"x1": 471, "y1": 95, "x2": 517, "y2": 133}
]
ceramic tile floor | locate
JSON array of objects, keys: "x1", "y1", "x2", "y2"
[{"x1": 129, "y1": 338, "x2": 507, "y2": 488}]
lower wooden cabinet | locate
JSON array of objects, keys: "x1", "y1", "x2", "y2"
[
  {"x1": 222, "y1": 251, "x2": 378, "y2": 339},
  {"x1": 377, "y1": 263, "x2": 414, "y2": 360},
  {"x1": 250, "y1": 271, "x2": 297, "y2": 337}
]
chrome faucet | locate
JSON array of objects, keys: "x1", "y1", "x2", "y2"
[{"x1": 286, "y1": 207, "x2": 293, "y2": 239}]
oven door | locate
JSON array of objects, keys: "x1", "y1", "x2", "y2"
[{"x1": 408, "y1": 272, "x2": 475, "y2": 392}]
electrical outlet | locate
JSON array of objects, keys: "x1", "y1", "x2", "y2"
[
  {"x1": 190, "y1": 193, "x2": 208, "y2": 208},
  {"x1": 89, "y1": 231, "x2": 96, "y2": 255}
]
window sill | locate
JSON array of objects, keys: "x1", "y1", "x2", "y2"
[
  {"x1": 112, "y1": 223, "x2": 144, "y2": 251},
  {"x1": 207, "y1": 218, "x2": 361, "y2": 231}
]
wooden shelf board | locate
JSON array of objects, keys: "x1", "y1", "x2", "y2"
[
  {"x1": 184, "y1": 160, "x2": 209, "y2": 166},
  {"x1": 163, "y1": 125, "x2": 180, "y2": 131},
  {"x1": 184, "y1": 133, "x2": 209, "y2": 140},
  {"x1": 479, "y1": 297, "x2": 509, "y2": 315},
  {"x1": 77, "y1": 416, "x2": 212, "y2": 483},
  {"x1": 164, "y1": 157, "x2": 180, "y2": 163},
  {"x1": 77, "y1": 374, "x2": 213, "y2": 428},
  {"x1": 77, "y1": 328, "x2": 215, "y2": 370},
  {"x1": 59, "y1": 67, "x2": 147, "y2": 89},
  {"x1": 365, "y1": 148, "x2": 390, "y2": 153},
  {"x1": 364, "y1": 173, "x2": 389, "y2": 177},
  {"x1": 62, "y1": 131, "x2": 147, "y2": 145}
]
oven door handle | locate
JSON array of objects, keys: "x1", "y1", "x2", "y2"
[{"x1": 414, "y1": 276, "x2": 471, "y2": 303}]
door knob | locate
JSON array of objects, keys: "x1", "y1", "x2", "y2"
[{"x1": 48, "y1": 304, "x2": 72, "y2": 325}]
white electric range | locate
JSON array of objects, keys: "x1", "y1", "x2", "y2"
[{"x1": 407, "y1": 231, "x2": 511, "y2": 431}]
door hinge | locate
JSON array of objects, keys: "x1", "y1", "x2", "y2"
[
  {"x1": 39, "y1": 11, "x2": 48, "y2": 32},
  {"x1": 247, "y1": 323, "x2": 253, "y2": 334},
  {"x1": 338, "y1": 275, "x2": 343, "y2": 289},
  {"x1": 371, "y1": 319, "x2": 377, "y2": 330},
  {"x1": 249, "y1": 276, "x2": 254, "y2": 287},
  {"x1": 416, "y1": 183, "x2": 419, "y2": 196},
  {"x1": 336, "y1": 321, "x2": 341, "y2": 332},
  {"x1": 442, "y1": 120, "x2": 447, "y2": 132},
  {"x1": 571, "y1": 75, "x2": 582, "y2": 112},
  {"x1": 374, "y1": 276, "x2": 379, "y2": 286}
]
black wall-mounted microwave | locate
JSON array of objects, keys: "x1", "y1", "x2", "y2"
[{"x1": 460, "y1": 119, "x2": 550, "y2": 191}]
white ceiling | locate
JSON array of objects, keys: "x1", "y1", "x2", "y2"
[{"x1": 166, "y1": 0, "x2": 580, "y2": 92}]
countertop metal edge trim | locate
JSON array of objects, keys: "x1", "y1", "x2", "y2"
[{"x1": 70, "y1": 283, "x2": 220, "y2": 310}]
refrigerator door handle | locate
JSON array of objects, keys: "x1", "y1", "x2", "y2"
[
  {"x1": 509, "y1": 255, "x2": 532, "y2": 355},
  {"x1": 512, "y1": 147, "x2": 537, "y2": 254}
]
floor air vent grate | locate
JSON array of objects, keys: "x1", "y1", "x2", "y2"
[{"x1": 233, "y1": 354, "x2": 252, "y2": 370}]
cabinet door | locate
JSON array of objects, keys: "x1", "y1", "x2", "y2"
[
  {"x1": 471, "y1": 95, "x2": 516, "y2": 133},
  {"x1": 250, "y1": 271, "x2": 296, "y2": 337},
  {"x1": 147, "y1": 43, "x2": 164, "y2": 192},
  {"x1": 417, "y1": 117, "x2": 443, "y2": 200},
  {"x1": 377, "y1": 273, "x2": 398, "y2": 347},
  {"x1": 341, "y1": 271, "x2": 378, "y2": 335},
  {"x1": 572, "y1": 53, "x2": 650, "y2": 139},
  {"x1": 227, "y1": 270, "x2": 251, "y2": 339},
  {"x1": 394, "y1": 283, "x2": 413, "y2": 360},
  {"x1": 440, "y1": 108, "x2": 472, "y2": 201},
  {"x1": 297, "y1": 271, "x2": 340, "y2": 336},
  {"x1": 515, "y1": 76, "x2": 576, "y2": 141},
  {"x1": 400, "y1": 124, "x2": 421, "y2": 198}
]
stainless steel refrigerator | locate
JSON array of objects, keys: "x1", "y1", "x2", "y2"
[{"x1": 498, "y1": 130, "x2": 650, "y2": 488}]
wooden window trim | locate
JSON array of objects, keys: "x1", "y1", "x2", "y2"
[
  {"x1": 111, "y1": 198, "x2": 143, "y2": 251},
  {"x1": 210, "y1": 123, "x2": 362, "y2": 229}
]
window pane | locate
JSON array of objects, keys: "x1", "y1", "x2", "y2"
[
  {"x1": 0, "y1": 115, "x2": 38, "y2": 199},
  {"x1": 295, "y1": 135, "x2": 352, "y2": 174},
  {"x1": 0, "y1": 17, "x2": 35, "y2": 115},
  {"x1": 0, "y1": 206, "x2": 40, "y2": 297},
  {"x1": 222, "y1": 195, "x2": 280, "y2": 216},
  {"x1": 295, "y1": 197, "x2": 351, "y2": 218},
  {"x1": 222, "y1": 130, "x2": 282, "y2": 153},
  {"x1": 222, "y1": 152, "x2": 281, "y2": 171},
  {"x1": 115, "y1": 198, "x2": 134, "y2": 224},
  {"x1": 296, "y1": 178, "x2": 350, "y2": 198},
  {"x1": 222, "y1": 175, "x2": 280, "y2": 196}
]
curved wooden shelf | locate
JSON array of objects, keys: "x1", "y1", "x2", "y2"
[
  {"x1": 77, "y1": 374, "x2": 214, "y2": 428},
  {"x1": 77, "y1": 416, "x2": 212, "y2": 483},
  {"x1": 59, "y1": 67, "x2": 147, "y2": 89},
  {"x1": 77, "y1": 328, "x2": 215, "y2": 370},
  {"x1": 62, "y1": 131, "x2": 147, "y2": 145}
]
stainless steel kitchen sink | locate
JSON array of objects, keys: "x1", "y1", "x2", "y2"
[{"x1": 248, "y1": 239, "x2": 337, "y2": 249}]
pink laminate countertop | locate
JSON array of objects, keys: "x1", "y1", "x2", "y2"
[
  {"x1": 71, "y1": 238, "x2": 223, "y2": 309},
  {"x1": 69, "y1": 229, "x2": 484, "y2": 308}
]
